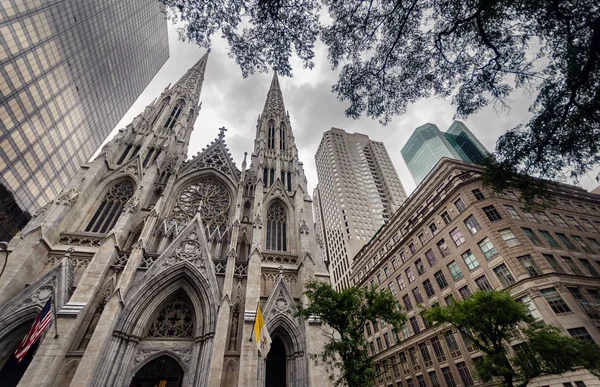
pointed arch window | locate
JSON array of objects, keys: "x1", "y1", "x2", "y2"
[
  {"x1": 151, "y1": 97, "x2": 170, "y2": 127},
  {"x1": 279, "y1": 122, "x2": 286, "y2": 150},
  {"x1": 268, "y1": 120, "x2": 275, "y2": 149},
  {"x1": 164, "y1": 100, "x2": 185, "y2": 130},
  {"x1": 116, "y1": 144, "x2": 132, "y2": 165},
  {"x1": 85, "y1": 180, "x2": 134, "y2": 233},
  {"x1": 267, "y1": 201, "x2": 287, "y2": 251},
  {"x1": 146, "y1": 296, "x2": 194, "y2": 338}
]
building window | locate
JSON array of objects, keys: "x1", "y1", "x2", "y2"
[
  {"x1": 388, "y1": 282, "x2": 397, "y2": 297},
  {"x1": 383, "y1": 332, "x2": 391, "y2": 348},
  {"x1": 499, "y1": 228, "x2": 520, "y2": 247},
  {"x1": 581, "y1": 219, "x2": 597, "y2": 233},
  {"x1": 412, "y1": 287, "x2": 424, "y2": 303},
  {"x1": 429, "y1": 222, "x2": 439, "y2": 235},
  {"x1": 163, "y1": 100, "x2": 185, "y2": 129},
  {"x1": 589, "y1": 238, "x2": 600, "y2": 251},
  {"x1": 431, "y1": 336, "x2": 446, "y2": 361},
  {"x1": 383, "y1": 265, "x2": 390, "y2": 277},
  {"x1": 418, "y1": 233, "x2": 427, "y2": 245},
  {"x1": 400, "y1": 250, "x2": 407, "y2": 263},
  {"x1": 573, "y1": 236, "x2": 592, "y2": 253},
  {"x1": 517, "y1": 254, "x2": 541, "y2": 277},
  {"x1": 403, "y1": 295, "x2": 413, "y2": 310},
  {"x1": 475, "y1": 275, "x2": 493, "y2": 291},
  {"x1": 464, "y1": 215, "x2": 481, "y2": 234},
  {"x1": 493, "y1": 264, "x2": 516, "y2": 287},
  {"x1": 579, "y1": 258, "x2": 600, "y2": 277},
  {"x1": 472, "y1": 189, "x2": 485, "y2": 200},
  {"x1": 540, "y1": 287, "x2": 571, "y2": 314},
  {"x1": 415, "y1": 259, "x2": 426, "y2": 275},
  {"x1": 442, "y1": 367, "x2": 458, "y2": 387},
  {"x1": 562, "y1": 256, "x2": 584, "y2": 275},
  {"x1": 406, "y1": 267, "x2": 415, "y2": 283},
  {"x1": 279, "y1": 123, "x2": 286, "y2": 150},
  {"x1": 436, "y1": 239, "x2": 451, "y2": 256},
  {"x1": 567, "y1": 327, "x2": 594, "y2": 341},
  {"x1": 434, "y1": 270, "x2": 449, "y2": 289},
  {"x1": 365, "y1": 322, "x2": 372, "y2": 336},
  {"x1": 409, "y1": 242, "x2": 417, "y2": 255},
  {"x1": 454, "y1": 197, "x2": 467, "y2": 213},
  {"x1": 425, "y1": 249, "x2": 438, "y2": 266},
  {"x1": 450, "y1": 228, "x2": 465, "y2": 246},
  {"x1": 456, "y1": 362, "x2": 475, "y2": 387},
  {"x1": 538, "y1": 212, "x2": 554, "y2": 225},
  {"x1": 417, "y1": 374, "x2": 427, "y2": 387},
  {"x1": 267, "y1": 120, "x2": 275, "y2": 149},
  {"x1": 397, "y1": 275, "x2": 406, "y2": 290},
  {"x1": 441, "y1": 211, "x2": 452, "y2": 225},
  {"x1": 419, "y1": 342, "x2": 432, "y2": 366},
  {"x1": 423, "y1": 279, "x2": 435, "y2": 297},
  {"x1": 376, "y1": 337, "x2": 383, "y2": 351},
  {"x1": 85, "y1": 180, "x2": 135, "y2": 233},
  {"x1": 409, "y1": 317, "x2": 420, "y2": 334},
  {"x1": 518, "y1": 295, "x2": 542, "y2": 320},
  {"x1": 566, "y1": 216, "x2": 584, "y2": 231},
  {"x1": 400, "y1": 322, "x2": 410, "y2": 339},
  {"x1": 478, "y1": 237, "x2": 498, "y2": 259},
  {"x1": 458, "y1": 285, "x2": 472, "y2": 299},
  {"x1": 543, "y1": 254, "x2": 565, "y2": 273},
  {"x1": 266, "y1": 201, "x2": 287, "y2": 251},
  {"x1": 444, "y1": 294, "x2": 456, "y2": 305},
  {"x1": 444, "y1": 330, "x2": 461, "y2": 356},
  {"x1": 521, "y1": 227, "x2": 543, "y2": 246},
  {"x1": 567, "y1": 287, "x2": 600, "y2": 319},
  {"x1": 447, "y1": 261, "x2": 463, "y2": 281},
  {"x1": 483, "y1": 205, "x2": 502, "y2": 222},
  {"x1": 521, "y1": 208, "x2": 539, "y2": 223},
  {"x1": 556, "y1": 233, "x2": 578, "y2": 251},
  {"x1": 551, "y1": 213, "x2": 569, "y2": 228},
  {"x1": 539, "y1": 230, "x2": 560, "y2": 247},
  {"x1": 461, "y1": 250, "x2": 480, "y2": 270},
  {"x1": 504, "y1": 205, "x2": 522, "y2": 220}
]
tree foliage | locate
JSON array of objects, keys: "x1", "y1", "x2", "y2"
[
  {"x1": 426, "y1": 290, "x2": 600, "y2": 387},
  {"x1": 297, "y1": 281, "x2": 405, "y2": 387},
  {"x1": 163, "y1": 0, "x2": 600, "y2": 187}
]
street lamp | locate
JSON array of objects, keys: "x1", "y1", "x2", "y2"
[{"x1": 0, "y1": 241, "x2": 8, "y2": 278}]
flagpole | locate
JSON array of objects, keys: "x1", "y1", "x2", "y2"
[
  {"x1": 51, "y1": 281, "x2": 59, "y2": 339},
  {"x1": 249, "y1": 300, "x2": 259, "y2": 342}
]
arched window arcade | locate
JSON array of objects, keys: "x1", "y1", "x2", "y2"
[{"x1": 266, "y1": 201, "x2": 287, "y2": 251}]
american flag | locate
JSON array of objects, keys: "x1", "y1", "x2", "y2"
[{"x1": 14, "y1": 297, "x2": 53, "y2": 363}]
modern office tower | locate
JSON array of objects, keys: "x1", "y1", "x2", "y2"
[
  {"x1": 0, "y1": 0, "x2": 169, "y2": 239},
  {"x1": 0, "y1": 57, "x2": 333, "y2": 386},
  {"x1": 315, "y1": 128, "x2": 407, "y2": 289},
  {"x1": 401, "y1": 121, "x2": 488, "y2": 185},
  {"x1": 351, "y1": 157, "x2": 600, "y2": 387}
]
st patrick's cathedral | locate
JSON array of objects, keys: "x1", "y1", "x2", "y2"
[{"x1": 0, "y1": 53, "x2": 333, "y2": 387}]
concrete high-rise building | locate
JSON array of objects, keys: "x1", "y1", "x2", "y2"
[
  {"x1": 0, "y1": 56, "x2": 333, "y2": 386},
  {"x1": 351, "y1": 157, "x2": 600, "y2": 387},
  {"x1": 401, "y1": 121, "x2": 488, "y2": 185},
  {"x1": 0, "y1": 0, "x2": 169, "y2": 239},
  {"x1": 314, "y1": 128, "x2": 407, "y2": 289}
]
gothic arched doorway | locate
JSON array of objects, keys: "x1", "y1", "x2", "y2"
[
  {"x1": 0, "y1": 338, "x2": 40, "y2": 387},
  {"x1": 265, "y1": 336, "x2": 287, "y2": 387},
  {"x1": 129, "y1": 355, "x2": 184, "y2": 387}
]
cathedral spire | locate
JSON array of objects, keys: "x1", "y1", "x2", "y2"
[
  {"x1": 262, "y1": 72, "x2": 287, "y2": 118},
  {"x1": 170, "y1": 51, "x2": 209, "y2": 106}
]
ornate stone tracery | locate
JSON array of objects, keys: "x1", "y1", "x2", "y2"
[
  {"x1": 169, "y1": 177, "x2": 231, "y2": 234},
  {"x1": 146, "y1": 296, "x2": 194, "y2": 338}
]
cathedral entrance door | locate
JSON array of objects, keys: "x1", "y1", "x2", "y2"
[
  {"x1": 265, "y1": 336, "x2": 287, "y2": 387},
  {"x1": 129, "y1": 355, "x2": 184, "y2": 387}
]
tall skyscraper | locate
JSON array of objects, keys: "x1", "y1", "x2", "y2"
[
  {"x1": 314, "y1": 128, "x2": 407, "y2": 289},
  {"x1": 0, "y1": 56, "x2": 332, "y2": 386},
  {"x1": 401, "y1": 121, "x2": 488, "y2": 185},
  {"x1": 0, "y1": 0, "x2": 169, "y2": 239}
]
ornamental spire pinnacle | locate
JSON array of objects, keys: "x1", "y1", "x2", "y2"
[
  {"x1": 262, "y1": 72, "x2": 287, "y2": 117},
  {"x1": 169, "y1": 51, "x2": 209, "y2": 105}
]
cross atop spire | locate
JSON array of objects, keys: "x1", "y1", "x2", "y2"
[{"x1": 218, "y1": 126, "x2": 227, "y2": 140}]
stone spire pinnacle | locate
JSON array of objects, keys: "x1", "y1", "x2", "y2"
[
  {"x1": 169, "y1": 52, "x2": 209, "y2": 105},
  {"x1": 262, "y1": 72, "x2": 287, "y2": 117}
]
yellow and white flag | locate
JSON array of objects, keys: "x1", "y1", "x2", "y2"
[{"x1": 253, "y1": 305, "x2": 272, "y2": 356}]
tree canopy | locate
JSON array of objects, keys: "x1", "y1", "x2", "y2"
[
  {"x1": 162, "y1": 0, "x2": 599, "y2": 187},
  {"x1": 426, "y1": 290, "x2": 600, "y2": 387},
  {"x1": 297, "y1": 281, "x2": 405, "y2": 387}
]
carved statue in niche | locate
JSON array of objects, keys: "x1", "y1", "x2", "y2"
[{"x1": 228, "y1": 304, "x2": 240, "y2": 351}]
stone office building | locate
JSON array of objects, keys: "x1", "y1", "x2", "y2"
[
  {"x1": 0, "y1": 54, "x2": 332, "y2": 386},
  {"x1": 351, "y1": 158, "x2": 600, "y2": 387}
]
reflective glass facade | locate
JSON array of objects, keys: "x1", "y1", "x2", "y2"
[
  {"x1": 0, "y1": 0, "x2": 169, "y2": 236},
  {"x1": 401, "y1": 121, "x2": 488, "y2": 185}
]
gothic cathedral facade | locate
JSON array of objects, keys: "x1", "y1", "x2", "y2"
[{"x1": 0, "y1": 54, "x2": 333, "y2": 387}]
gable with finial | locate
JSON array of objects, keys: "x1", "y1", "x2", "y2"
[
  {"x1": 179, "y1": 129, "x2": 240, "y2": 183},
  {"x1": 263, "y1": 272, "x2": 298, "y2": 322},
  {"x1": 103, "y1": 154, "x2": 143, "y2": 183},
  {"x1": 265, "y1": 178, "x2": 288, "y2": 203},
  {"x1": 126, "y1": 212, "x2": 221, "y2": 306}
]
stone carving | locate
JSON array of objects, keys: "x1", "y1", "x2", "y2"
[
  {"x1": 190, "y1": 145, "x2": 234, "y2": 176},
  {"x1": 112, "y1": 253, "x2": 130, "y2": 272},
  {"x1": 299, "y1": 219, "x2": 309, "y2": 234},
  {"x1": 253, "y1": 213, "x2": 262, "y2": 229},
  {"x1": 163, "y1": 232, "x2": 205, "y2": 270},
  {"x1": 214, "y1": 260, "x2": 226, "y2": 275},
  {"x1": 32, "y1": 200, "x2": 53, "y2": 219},
  {"x1": 261, "y1": 253, "x2": 297, "y2": 264},
  {"x1": 122, "y1": 162, "x2": 139, "y2": 177},
  {"x1": 57, "y1": 234, "x2": 103, "y2": 247},
  {"x1": 234, "y1": 263, "x2": 248, "y2": 277},
  {"x1": 169, "y1": 177, "x2": 231, "y2": 235},
  {"x1": 122, "y1": 197, "x2": 140, "y2": 214},
  {"x1": 271, "y1": 185, "x2": 284, "y2": 197},
  {"x1": 139, "y1": 254, "x2": 159, "y2": 270},
  {"x1": 55, "y1": 189, "x2": 79, "y2": 206},
  {"x1": 269, "y1": 289, "x2": 292, "y2": 317},
  {"x1": 146, "y1": 297, "x2": 193, "y2": 338},
  {"x1": 172, "y1": 349, "x2": 192, "y2": 364}
]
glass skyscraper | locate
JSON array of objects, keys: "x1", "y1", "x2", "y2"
[
  {"x1": 0, "y1": 0, "x2": 169, "y2": 239},
  {"x1": 401, "y1": 121, "x2": 488, "y2": 185}
]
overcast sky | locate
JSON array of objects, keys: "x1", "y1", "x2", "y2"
[{"x1": 104, "y1": 22, "x2": 599, "y2": 198}]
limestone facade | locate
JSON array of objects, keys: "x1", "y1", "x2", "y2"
[
  {"x1": 0, "y1": 53, "x2": 332, "y2": 387},
  {"x1": 351, "y1": 158, "x2": 600, "y2": 387}
]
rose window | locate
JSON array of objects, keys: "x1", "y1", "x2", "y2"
[{"x1": 146, "y1": 297, "x2": 194, "y2": 338}]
